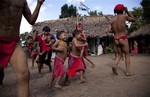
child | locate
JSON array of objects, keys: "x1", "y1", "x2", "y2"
[
  {"x1": 131, "y1": 40, "x2": 138, "y2": 55},
  {"x1": 76, "y1": 23, "x2": 95, "y2": 67},
  {"x1": 64, "y1": 29, "x2": 88, "y2": 84},
  {"x1": 30, "y1": 42, "x2": 40, "y2": 68},
  {"x1": 50, "y1": 31, "x2": 68, "y2": 89},
  {"x1": 44, "y1": 34, "x2": 55, "y2": 59},
  {"x1": 27, "y1": 36, "x2": 34, "y2": 56},
  {"x1": 80, "y1": 31, "x2": 95, "y2": 67}
]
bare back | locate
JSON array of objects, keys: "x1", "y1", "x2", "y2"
[
  {"x1": 111, "y1": 14, "x2": 127, "y2": 37},
  {"x1": 0, "y1": 0, "x2": 26, "y2": 38}
]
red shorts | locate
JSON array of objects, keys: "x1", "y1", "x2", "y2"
[
  {"x1": 52, "y1": 55, "x2": 65, "y2": 78},
  {"x1": 0, "y1": 37, "x2": 20, "y2": 68}
]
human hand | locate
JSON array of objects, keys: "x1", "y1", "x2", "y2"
[
  {"x1": 124, "y1": 7, "x2": 128, "y2": 13},
  {"x1": 38, "y1": 0, "x2": 45, "y2": 4},
  {"x1": 91, "y1": 64, "x2": 95, "y2": 68},
  {"x1": 84, "y1": 42, "x2": 88, "y2": 46},
  {"x1": 33, "y1": 31, "x2": 38, "y2": 36}
]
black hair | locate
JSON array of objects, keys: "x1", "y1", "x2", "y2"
[
  {"x1": 56, "y1": 31, "x2": 65, "y2": 39},
  {"x1": 42, "y1": 26, "x2": 50, "y2": 32},
  {"x1": 27, "y1": 36, "x2": 33, "y2": 40},
  {"x1": 33, "y1": 29, "x2": 36, "y2": 32},
  {"x1": 72, "y1": 29, "x2": 82, "y2": 37},
  {"x1": 114, "y1": 10, "x2": 123, "y2": 14}
]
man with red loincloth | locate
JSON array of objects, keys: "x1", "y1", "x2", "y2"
[
  {"x1": 0, "y1": 0, "x2": 45, "y2": 97},
  {"x1": 109, "y1": 4, "x2": 135, "y2": 76}
]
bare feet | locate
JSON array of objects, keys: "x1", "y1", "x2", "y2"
[
  {"x1": 38, "y1": 74, "x2": 42, "y2": 77},
  {"x1": 112, "y1": 67, "x2": 118, "y2": 75},
  {"x1": 125, "y1": 73, "x2": 134, "y2": 76},
  {"x1": 63, "y1": 82, "x2": 70, "y2": 86},
  {"x1": 54, "y1": 85, "x2": 62, "y2": 89},
  {"x1": 80, "y1": 79, "x2": 86, "y2": 84}
]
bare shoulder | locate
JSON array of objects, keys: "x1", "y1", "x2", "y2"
[
  {"x1": 0, "y1": 0, "x2": 26, "y2": 6},
  {"x1": 110, "y1": 16, "x2": 117, "y2": 24},
  {"x1": 125, "y1": 15, "x2": 135, "y2": 22}
]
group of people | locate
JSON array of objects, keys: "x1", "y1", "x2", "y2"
[
  {"x1": 28, "y1": 27, "x2": 55, "y2": 75},
  {"x1": 0, "y1": 0, "x2": 135, "y2": 96},
  {"x1": 27, "y1": 25, "x2": 95, "y2": 89}
]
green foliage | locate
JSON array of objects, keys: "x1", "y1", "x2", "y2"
[
  {"x1": 59, "y1": 4, "x2": 77, "y2": 18},
  {"x1": 128, "y1": 7, "x2": 144, "y2": 33},
  {"x1": 106, "y1": 44, "x2": 114, "y2": 53},
  {"x1": 141, "y1": 0, "x2": 150, "y2": 23},
  {"x1": 20, "y1": 32, "x2": 29, "y2": 46},
  {"x1": 88, "y1": 10, "x2": 103, "y2": 16}
]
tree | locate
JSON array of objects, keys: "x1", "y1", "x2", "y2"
[
  {"x1": 78, "y1": 2, "x2": 103, "y2": 16},
  {"x1": 59, "y1": 4, "x2": 77, "y2": 18},
  {"x1": 88, "y1": 10, "x2": 97, "y2": 16},
  {"x1": 20, "y1": 32, "x2": 29, "y2": 46},
  {"x1": 88, "y1": 10, "x2": 103, "y2": 16},
  {"x1": 141, "y1": 0, "x2": 150, "y2": 23},
  {"x1": 128, "y1": 7, "x2": 144, "y2": 33},
  {"x1": 68, "y1": 5, "x2": 77, "y2": 17}
]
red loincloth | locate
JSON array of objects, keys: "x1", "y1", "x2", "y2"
[
  {"x1": 114, "y1": 35, "x2": 128, "y2": 41},
  {"x1": 0, "y1": 37, "x2": 20, "y2": 68},
  {"x1": 67, "y1": 54, "x2": 86, "y2": 77},
  {"x1": 52, "y1": 55, "x2": 65, "y2": 78}
]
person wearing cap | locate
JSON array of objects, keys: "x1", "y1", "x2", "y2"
[{"x1": 109, "y1": 4, "x2": 135, "y2": 76}]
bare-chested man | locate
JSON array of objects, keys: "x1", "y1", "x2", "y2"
[
  {"x1": 0, "y1": 0, "x2": 45, "y2": 97},
  {"x1": 109, "y1": 4, "x2": 135, "y2": 76}
]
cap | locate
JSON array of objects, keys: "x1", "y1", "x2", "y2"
[{"x1": 114, "y1": 4, "x2": 125, "y2": 13}]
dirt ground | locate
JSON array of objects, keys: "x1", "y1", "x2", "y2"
[{"x1": 0, "y1": 54, "x2": 150, "y2": 97}]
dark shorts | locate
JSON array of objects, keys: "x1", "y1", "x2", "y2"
[{"x1": 39, "y1": 51, "x2": 52, "y2": 65}]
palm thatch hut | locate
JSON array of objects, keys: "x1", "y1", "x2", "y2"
[
  {"x1": 32, "y1": 15, "x2": 114, "y2": 55},
  {"x1": 129, "y1": 24, "x2": 150, "y2": 53}
]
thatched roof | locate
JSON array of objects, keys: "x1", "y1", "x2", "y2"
[
  {"x1": 32, "y1": 15, "x2": 113, "y2": 38},
  {"x1": 130, "y1": 24, "x2": 150, "y2": 37}
]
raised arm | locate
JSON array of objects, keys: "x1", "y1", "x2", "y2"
[
  {"x1": 52, "y1": 40, "x2": 64, "y2": 52},
  {"x1": 46, "y1": 39, "x2": 55, "y2": 45},
  {"x1": 125, "y1": 7, "x2": 135, "y2": 22},
  {"x1": 23, "y1": 0, "x2": 45, "y2": 25},
  {"x1": 73, "y1": 38, "x2": 87, "y2": 48}
]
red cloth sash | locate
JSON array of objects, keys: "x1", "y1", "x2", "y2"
[
  {"x1": 52, "y1": 55, "x2": 65, "y2": 78},
  {"x1": 67, "y1": 54, "x2": 86, "y2": 77}
]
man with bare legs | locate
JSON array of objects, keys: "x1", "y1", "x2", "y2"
[
  {"x1": 109, "y1": 4, "x2": 135, "y2": 76},
  {"x1": 0, "y1": 0, "x2": 45, "y2": 97}
]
